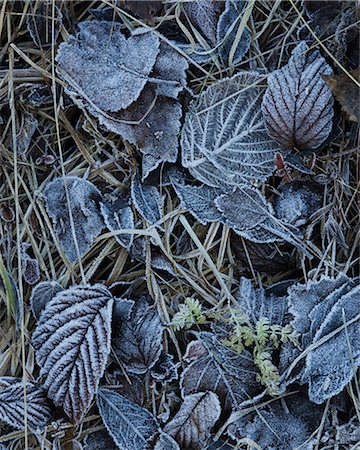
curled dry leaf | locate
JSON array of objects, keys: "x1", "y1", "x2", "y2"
[
  {"x1": 43, "y1": 177, "x2": 105, "y2": 263},
  {"x1": 0, "y1": 378, "x2": 52, "y2": 431},
  {"x1": 262, "y1": 41, "x2": 334, "y2": 150},
  {"x1": 32, "y1": 284, "x2": 114, "y2": 423},
  {"x1": 181, "y1": 71, "x2": 280, "y2": 187},
  {"x1": 112, "y1": 297, "x2": 163, "y2": 374},
  {"x1": 322, "y1": 67, "x2": 360, "y2": 123},
  {"x1": 97, "y1": 388, "x2": 158, "y2": 450},
  {"x1": 131, "y1": 173, "x2": 163, "y2": 225},
  {"x1": 30, "y1": 280, "x2": 63, "y2": 320},
  {"x1": 164, "y1": 391, "x2": 221, "y2": 450}
]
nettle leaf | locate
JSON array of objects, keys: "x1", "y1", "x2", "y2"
[
  {"x1": 217, "y1": 0, "x2": 251, "y2": 66},
  {"x1": 181, "y1": 333, "x2": 259, "y2": 411},
  {"x1": 172, "y1": 179, "x2": 223, "y2": 225},
  {"x1": 43, "y1": 177, "x2": 104, "y2": 263},
  {"x1": 236, "y1": 277, "x2": 288, "y2": 326},
  {"x1": 154, "y1": 432, "x2": 180, "y2": 450},
  {"x1": 164, "y1": 392, "x2": 221, "y2": 450},
  {"x1": 274, "y1": 180, "x2": 323, "y2": 227},
  {"x1": 112, "y1": 297, "x2": 163, "y2": 374},
  {"x1": 131, "y1": 173, "x2": 163, "y2": 225},
  {"x1": 97, "y1": 388, "x2": 159, "y2": 450},
  {"x1": 229, "y1": 391, "x2": 324, "y2": 450},
  {"x1": 32, "y1": 284, "x2": 114, "y2": 423},
  {"x1": 262, "y1": 41, "x2": 334, "y2": 150},
  {"x1": 0, "y1": 378, "x2": 52, "y2": 431},
  {"x1": 56, "y1": 21, "x2": 159, "y2": 112},
  {"x1": 83, "y1": 429, "x2": 117, "y2": 450},
  {"x1": 26, "y1": 2, "x2": 63, "y2": 48},
  {"x1": 30, "y1": 280, "x2": 63, "y2": 320},
  {"x1": 100, "y1": 198, "x2": 134, "y2": 251},
  {"x1": 181, "y1": 71, "x2": 280, "y2": 187}
]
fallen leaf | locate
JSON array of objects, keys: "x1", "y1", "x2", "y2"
[
  {"x1": 262, "y1": 41, "x2": 334, "y2": 150},
  {"x1": 32, "y1": 284, "x2": 114, "y2": 422},
  {"x1": 131, "y1": 173, "x2": 163, "y2": 225},
  {"x1": 322, "y1": 67, "x2": 360, "y2": 122},
  {"x1": 30, "y1": 280, "x2": 63, "y2": 320}
]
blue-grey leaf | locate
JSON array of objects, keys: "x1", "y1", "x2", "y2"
[
  {"x1": 164, "y1": 391, "x2": 221, "y2": 450},
  {"x1": 181, "y1": 71, "x2": 280, "y2": 187},
  {"x1": 113, "y1": 297, "x2": 163, "y2": 374},
  {"x1": 43, "y1": 176, "x2": 105, "y2": 263},
  {"x1": 154, "y1": 432, "x2": 180, "y2": 450},
  {"x1": 181, "y1": 332, "x2": 259, "y2": 412},
  {"x1": 131, "y1": 173, "x2": 163, "y2": 225},
  {"x1": 0, "y1": 378, "x2": 52, "y2": 431},
  {"x1": 100, "y1": 199, "x2": 134, "y2": 251},
  {"x1": 32, "y1": 284, "x2": 114, "y2": 423},
  {"x1": 262, "y1": 41, "x2": 334, "y2": 150},
  {"x1": 56, "y1": 21, "x2": 160, "y2": 112},
  {"x1": 30, "y1": 280, "x2": 63, "y2": 320},
  {"x1": 229, "y1": 391, "x2": 324, "y2": 450},
  {"x1": 172, "y1": 180, "x2": 223, "y2": 224},
  {"x1": 97, "y1": 388, "x2": 159, "y2": 450},
  {"x1": 217, "y1": 0, "x2": 251, "y2": 66}
]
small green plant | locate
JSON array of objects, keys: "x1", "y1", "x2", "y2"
[
  {"x1": 222, "y1": 312, "x2": 300, "y2": 396},
  {"x1": 171, "y1": 298, "x2": 207, "y2": 330}
]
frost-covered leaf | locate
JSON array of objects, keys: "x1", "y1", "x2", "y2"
[
  {"x1": 100, "y1": 198, "x2": 134, "y2": 251},
  {"x1": 181, "y1": 333, "x2": 259, "y2": 411},
  {"x1": 97, "y1": 91, "x2": 182, "y2": 179},
  {"x1": 131, "y1": 173, "x2": 163, "y2": 225},
  {"x1": 215, "y1": 185, "x2": 310, "y2": 255},
  {"x1": 217, "y1": 0, "x2": 251, "y2": 66},
  {"x1": 22, "y1": 255, "x2": 40, "y2": 285},
  {"x1": 0, "y1": 378, "x2": 52, "y2": 431},
  {"x1": 172, "y1": 179, "x2": 223, "y2": 224},
  {"x1": 112, "y1": 297, "x2": 163, "y2": 374},
  {"x1": 30, "y1": 280, "x2": 63, "y2": 320},
  {"x1": 15, "y1": 112, "x2": 38, "y2": 156},
  {"x1": 43, "y1": 177, "x2": 104, "y2": 263},
  {"x1": 236, "y1": 277, "x2": 288, "y2": 326},
  {"x1": 83, "y1": 429, "x2": 117, "y2": 450},
  {"x1": 151, "y1": 352, "x2": 178, "y2": 382},
  {"x1": 97, "y1": 388, "x2": 158, "y2": 450},
  {"x1": 274, "y1": 180, "x2": 323, "y2": 227},
  {"x1": 229, "y1": 391, "x2": 324, "y2": 450},
  {"x1": 27, "y1": 3, "x2": 62, "y2": 48},
  {"x1": 56, "y1": 22, "x2": 187, "y2": 179},
  {"x1": 106, "y1": 371, "x2": 144, "y2": 406},
  {"x1": 323, "y1": 67, "x2": 360, "y2": 123},
  {"x1": 32, "y1": 284, "x2": 114, "y2": 422},
  {"x1": 303, "y1": 283, "x2": 360, "y2": 404},
  {"x1": 181, "y1": 71, "x2": 280, "y2": 187},
  {"x1": 262, "y1": 41, "x2": 334, "y2": 150},
  {"x1": 164, "y1": 392, "x2": 221, "y2": 450},
  {"x1": 183, "y1": 0, "x2": 222, "y2": 45},
  {"x1": 56, "y1": 21, "x2": 159, "y2": 112},
  {"x1": 286, "y1": 275, "x2": 360, "y2": 403},
  {"x1": 151, "y1": 41, "x2": 189, "y2": 99},
  {"x1": 154, "y1": 432, "x2": 180, "y2": 450}
]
